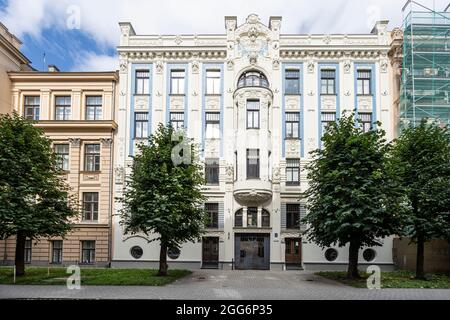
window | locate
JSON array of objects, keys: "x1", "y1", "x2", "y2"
[
  {"x1": 130, "y1": 246, "x2": 143, "y2": 259},
  {"x1": 358, "y1": 113, "x2": 373, "y2": 132},
  {"x1": 54, "y1": 144, "x2": 70, "y2": 171},
  {"x1": 325, "y1": 248, "x2": 338, "y2": 262},
  {"x1": 52, "y1": 240, "x2": 63, "y2": 264},
  {"x1": 206, "y1": 70, "x2": 221, "y2": 94},
  {"x1": 262, "y1": 209, "x2": 270, "y2": 227},
  {"x1": 134, "y1": 112, "x2": 149, "y2": 138},
  {"x1": 247, "y1": 207, "x2": 257, "y2": 227},
  {"x1": 167, "y1": 247, "x2": 180, "y2": 259},
  {"x1": 205, "y1": 158, "x2": 219, "y2": 185},
  {"x1": 24, "y1": 96, "x2": 40, "y2": 120},
  {"x1": 357, "y1": 70, "x2": 372, "y2": 95},
  {"x1": 235, "y1": 209, "x2": 243, "y2": 227},
  {"x1": 320, "y1": 69, "x2": 336, "y2": 94},
  {"x1": 286, "y1": 159, "x2": 300, "y2": 186},
  {"x1": 81, "y1": 241, "x2": 95, "y2": 264},
  {"x1": 286, "y1": 204, "x2": 300, "y2": 229},
  {"x1": 170, "y1": 70, "x2": 185, "y2": 95},
  {"x1": 246, "y1": 149, "x2": 260, "y2": 179},
  {"x1": 135, "y1": 70, "x2": 150, "y2": 94},
  {"x1": 237, "y1": 70, "x2": 269, "y2": 88},
  {"x1": 84, "y1": 144, "x2": 100, "y2": 171},
  {"x1": 363, "y1": 248, "x2": 376, "y2": 262},
  {"x1": 170, "y1": 112, "x2": 184, "y2": 130},
  {"x1": 205, "y1": 203, "x2": 219, "y2": 228},
  {"x1": 55, "y1": 96, "x2": 71, "y2": 120},
  {"x1": 83, "y1": 192, "x2": 99, "y2": 221},
  {"x1": 205, "y1": 112, "x2": 220, "y2": 139},
  {"x1": 321, "y1": 112, "x2": 336, "y2": 136},
  {"x1": 246, "y1": 100, "x2": 260, "y2": 129},
  {"x1": 24, "y1": 239, "x2": 32, "y2": 264},
  {"x1": 285, "y1": 69, "x2": 300, "y2": 94},
  {"x1": 86, "y1": 96, "x2": 103, "y2": 120},
  {"x1": 285, "y1": 112, "x2": 300, "y2": 139}
]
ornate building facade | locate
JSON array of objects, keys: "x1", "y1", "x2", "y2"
[
  {"x1": 113, "y1": 15, "x2": 397, "y2": 270},
  {"x1": 1, "y1": 69, "x2": 118, "y2": 266}
]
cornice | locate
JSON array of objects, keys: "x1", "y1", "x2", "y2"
[{"x1": 8, "y1": 71, "x2": 119, "y2": 82}]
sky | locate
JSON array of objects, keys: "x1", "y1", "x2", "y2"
[{"x1": 0, "y1": 0, "x2": 448, "y2": 72}]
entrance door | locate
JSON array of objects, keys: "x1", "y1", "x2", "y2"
[
  {"x1": 202, "y1": 237, "x2": 219, "y2": 268},
  {"x1": 234, "y1": 234, "x2": 270, "y2": 270},
  {"x1": 285, "y1": 238, "x2": 302, "y2": 266}
]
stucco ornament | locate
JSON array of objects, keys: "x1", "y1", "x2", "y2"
[
  {"x1": 155, "y1": 61, "x2": 163, "y2": 74},
  {"x1": 307, "y1": 61, "x2": 314, "y2": 73},
  {"x1": 227, "y1": 60, "x2": 234, "y2": 71},
  {"x1": 191, "y1": 60, "x2": 199, "y2": 74},
  {"x1": 119, "y1": 59, "x2": 128, "y2": 73},
  {"x1": 344, "y1": 60, "x2": 351, "y2": 73},
  {"x1": 226, "y1": 164, "x2": 234, "y2": 178}
]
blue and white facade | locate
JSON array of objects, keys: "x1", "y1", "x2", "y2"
[{"x1": 113, "y1": 15, "x2": 396, "y2": 270}]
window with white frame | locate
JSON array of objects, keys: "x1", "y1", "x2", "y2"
[
  {"x1": 321, "y1": 69, "x2": 336, "y2": 95},
  {"x1": 54, "y1": 144, "x2": 70, "y2": 171},
  {"x1": 246, "y1": 100, "x2": 260, "y2": 129},
  {"x1": 24, "y1": 96, "x2": 40, "y2": 120},
  {"x1": 286, "y1": 158, "x2": 300, "y2": 186},
  {"x1": 357, "y1": 70, "x2": 372, "y2": 95},
  {"x1": 205, "y1": 112, "x2": 220, "y2": 139},
  {"x1": 170, "y1": 112, "x2": 184, "y2": 130},
  {"x1": 170, "y1": 70, "x2": 185, "y2": 95},
  {"x1": 135, "y1": 70, "x2": 150, "y2": 95},
  {"x1": 206, "y1": 70, "x2": 221, "y2": 94},
  {"x1": 285, "y1": 112, "x2": 300, "y2": 139},
  {"x1": 86, "y1": 96, "x2": 103, "y2": 120},
  {"x1": 134, "y1": 112, "x2": 149, "y2": 138},
  {"x1": 55, "y1": 96, "x2": 71, "y2": 120}
]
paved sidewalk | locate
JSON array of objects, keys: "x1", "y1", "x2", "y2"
[{"x1": 0, "y1": 270, "x2": 449, "y2": 300}]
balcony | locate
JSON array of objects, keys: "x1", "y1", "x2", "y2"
[{"x1": 233, "y1": 180, "x2": 272, "y2": 205}]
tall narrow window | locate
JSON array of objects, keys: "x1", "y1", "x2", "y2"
[
  {"x1": 83, "y1": 192, "x2": 99, "y2": 221},
  {"x1": 286, "y1": 204, "x2": 300, "y2": 229},
  {"x1": 86, "y1": 96, "x2": 103, "y2": 120},
  {"x1": 235, "y1": 209, "x2": 243, "y2": 227},
  {"x1": 205, "y1": 158, "x2": 219, "y2": 185},
  {"x1": 205, "y1": 203, "x2": 219, "y2": 228},
  {"x1": 247, "y1": 149, "x2": 260, "y2": 179},
  {"x1": 24, "y1": 96, "x2": 40, "y2": 120},
  {"x1": 358, "y1": 113, "x2": 373, "y2": 132},
  {"x1": 135, "y1": 70, "x2": 150, "y2": 94},
  {"x1": 285, "y1": 112, "x2": 300, "y2": 139},
  {"x1": 84, "y1": 144, "x2": 100, "y2": 171},
  {"x1": 247, "y1": 207, "x2": 258, "y2": 227},
  {"x1": 170, "y1": 112, "x2": 184, "y2": 130},
  {"x1": 285, "y1": 69, "x2": 300, "y2": 94},
  {"x1": 320, "y1": 69, "x2": 336, "y2": 94},
  {"x1": 321, "y1": 112, "x2": 336, "y2": 136},
  {"x1": 24, "y1": 239, "x2": 32, "y2": 264},
  {"x1": 357, "y1": 70, "x2": 372, "y2": 95},
  {"x1": 205, "y1": 112, "x2": 220, "y2": 139},
  {"x1": 206, "y1": 70, "x2": 221, "y2": 94},
  {"x1": 55, "y1": 96, "x2": 71, "y2": 120},
  {"x1": 54, "y1": 144, "x2": 70, "y2": 171},
  {"x1": 52, "y1": 240, "x2": 63, "y2": 264},
  {"x1": 246, "y1": 100, "x2": 260, "y2": 129},
  {"x1": 262, "y1": 209, "x2": 270, "y2": 227},
  {"x1": 81, "y1": 241, "x2": 95, "y2": 264},
  {"x1": 286, "y1": 158, "x2": 300, "y2": 186},
  {"x1": 134, "y1": 112, "x2": 149, "y2": 138},
  {"x1": 170, "y1": 70, "x2": 185, "y2": 95}
]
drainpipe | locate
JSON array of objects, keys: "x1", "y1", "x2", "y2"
[{"x1": 108, "y1": 78, "x2": 116, "y2": 268}]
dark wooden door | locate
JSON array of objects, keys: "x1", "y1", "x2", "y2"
[
  {"x1": 285, "y1": 238, "x2": 301, "y2": 265},
  {"x1": 202, "y1": 237, "x2": 219, "y2": 268}
]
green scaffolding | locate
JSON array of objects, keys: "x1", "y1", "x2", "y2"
[{"x1": 400, "y1": 9, "x2": 450, "y2": 131}]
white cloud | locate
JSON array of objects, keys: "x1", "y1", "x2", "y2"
[{"x1": 71, "y1": 52, "x2": 118, "y2": 71}]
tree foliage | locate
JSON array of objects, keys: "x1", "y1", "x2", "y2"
[
  {"x1": 120, "y1": 124, "x2": 207, "y2": 276},
  {"x1": 390, "y1": 119, "x2": 450, "y2": 279},
  {"x1": 302, "y1": 113, "x2": 404, "y2": 278},
  {"x1": 0, "y1": 113, "x2": 77, "y2": 276}
]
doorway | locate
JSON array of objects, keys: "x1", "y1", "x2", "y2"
[
  {"x1": 285, "y1": 237, "x2": 302, "y2": 269},
  {"x1": 202, "y1": 237, "x2": 219, "y2": 268}
]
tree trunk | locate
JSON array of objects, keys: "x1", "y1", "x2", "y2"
[
  {"x1": 415, "y1": 234, "x2": 426, "y2": 280},
  {"x1": 347, "y1": 239, "x2": 360, "y2": 279},
  {"x1": 158, "y1": 243, "x2": 168, "y2": 276},
  {"x1": 15, "y1": 232, "x2": 26, "y2": 277}
]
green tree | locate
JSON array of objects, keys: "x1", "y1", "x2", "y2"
[
  {"x1": 302, "y1": 113, "x2": 404, "y2": 279},
  {"x1": 390, "y1": 119, "x2": 450, "y2": 279},
  {"x1": 0, "y1": 113, "x2": 77, "y2": 276},
  {"x1": 120, "y1": 124, "x2": 207, "y2": 276}
]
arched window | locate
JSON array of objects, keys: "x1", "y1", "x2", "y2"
[
  {"x1": 237, "y1": 70, "x2": 269, "y2": 89},
  {"x1": 235, "y1": 209, "x2": 243, "y2": 227},
  {"x1": 262, "y1": 209, "x2": 270, "y2": 227}
]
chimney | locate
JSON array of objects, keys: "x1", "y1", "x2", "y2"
[{"x1": 48, "y1": 65, "x2": 60, "y2": 72}]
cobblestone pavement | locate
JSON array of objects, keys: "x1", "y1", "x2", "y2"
[{"x1": 0, "y1": 270, "x2": 449, "y2": 300}]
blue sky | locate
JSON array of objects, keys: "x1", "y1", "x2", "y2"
[{"x1": 0, "y1": 0, "x2": 448, "y2": 71}]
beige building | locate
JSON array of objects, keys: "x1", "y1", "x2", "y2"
[
  {"x1": 1, "y1": 69, "x2": 119, "y2": 266},
  {"x1": 0, "y1": 22, "x2": 32, "y2": 114}
]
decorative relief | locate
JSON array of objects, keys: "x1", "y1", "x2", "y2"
[
  {"x1": 272, "y1": 59, "x2": 280, "y2": 70},
  {"x1": 380, "y1": 59, "x2": 388, "y2": 73},
  {"x1": 323, "y1": 35, "x2": 331, "y2": 44},
  {"x1": 115, "y1": 166, "x2": 124, "y2": 185},
  {"x1": 321, "y1": 96, "x2": 337, "y2": 110},
  {"x1": 307, "y1": 61, "x2": 314, "y2": 73},
  {"x1": 273, "y1": 166, "x2": 280, "y2": 182},
  {"x1": 155, "y1": 61, "x2": 163, "y2": 74},
  {"x1": 170, "y1": 96, "x2": 184, "y2": 110},
  {"x1": 134, "y1": 96, "x2": 149, "y2": 109},
  {"x1": 191, "y1": 61, "x2": 199, "y2": 74},
  {"x1": 226, "y1": 164, "x2": 234, "y2": 178},
  {"x1": 344, "y1": 60, "x2": 351, "y2": 73},
  {"x1": 357, "y1": 96, "x2": 373, "y2": 110},
  {"x1": 227, "y1": 60, "x2": 234, "y2": 71},
  {"x1": 69, "y1": 138, "x2": 80, "y2": 147},
  {"x1": 286, "y1": 97, "x2": 299, "y2": 110},
  {"x1": 205, "y1": 96, "x2": 220, "y2": 110},
  {"x1": 174, "y1": 35, "x2": 182, "y2": 45},
  {"x1": 83, "y1": 174, "x2": 99, "y2": 181},
  {"x1": 100, "y1": 138, "x2": 113, "y2": 147},
  {"x1": 119, "y1": 58, "x2": 128, "y2": 73}
]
